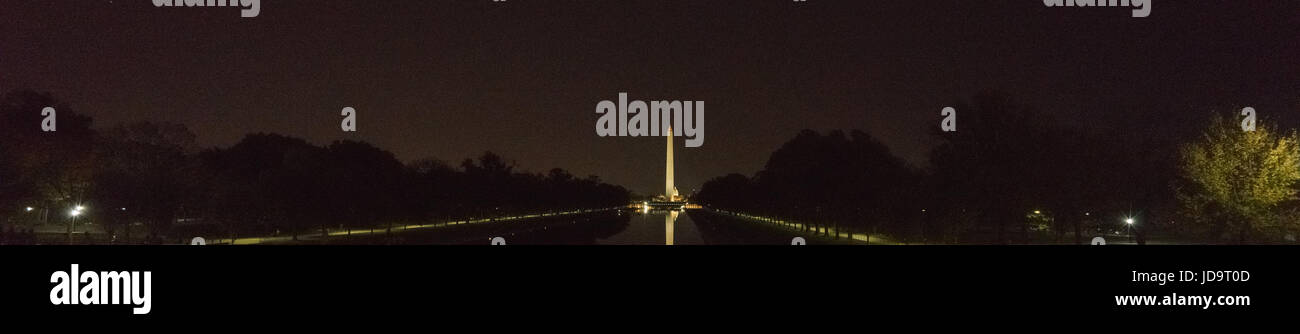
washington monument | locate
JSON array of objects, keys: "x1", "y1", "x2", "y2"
[{"x1": 666, "y1": 126, "x2": 676, "y2": 200}]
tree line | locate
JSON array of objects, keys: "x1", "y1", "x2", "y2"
[
  {"x1": 0, "y1": 90, "x2": 630, "y2": 243},
  {"x1": 696, "y1": 92, "x2": 1300, "y2": 244}
]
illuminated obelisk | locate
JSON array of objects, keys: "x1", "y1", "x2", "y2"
[
  {"x1": 665, "y1": 127, "x2": 677, "y2": 245},
  {"x1": 665, "y1": 126, "x2": 674, "y2": 200}
]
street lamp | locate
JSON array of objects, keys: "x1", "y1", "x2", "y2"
[
  {"x1": 67, "y1": 205, "x2": 85, "y2": 244},
  {"x1": 1124, "y1": 217, "x2": 1136, "y2": 243}
]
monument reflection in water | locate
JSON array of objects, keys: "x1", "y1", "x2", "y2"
[
  {"x1": 665, "y1": 210, "x2": 678, "y2": 245},
  {"x1": 629, "y1": 205, "x2": 691, "y2": 246},
  {"x1": 641, "y1": 204, "x2": 680, "y2": 245}
]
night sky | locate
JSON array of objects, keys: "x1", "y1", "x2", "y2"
[{"x1": 3, "y1": 1, "x2": 1298, "y2": 196}]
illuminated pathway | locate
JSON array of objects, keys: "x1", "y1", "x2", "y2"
[
  {"x1": 707, "y1": 208, "x2": 896, "y2": 245},
  {"x1": 209, "y1": 208, "x2": 614, "y2": 245}
]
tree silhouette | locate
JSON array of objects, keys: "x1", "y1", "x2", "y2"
[
  {"x1": 698, "y1": 129, "x2": 917, "y2": 241},
  {"x1": 0, "y1": 90, "x2": 97, "y2": 242},
  {"x1": 90, "y1": 122, "x2": 198, "y2": 242}
]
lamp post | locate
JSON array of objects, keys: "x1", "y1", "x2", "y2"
[
  {"x1": 67, "y1": 206, "x2": 84, "y2": 244},
  {"x1": 22, "y1": 206, "x2": 37, "y2": 234},
  {"x1": 1124, "y1": 217, "x2": 1135, "y2": 243}
]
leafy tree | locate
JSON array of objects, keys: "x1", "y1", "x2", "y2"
[{"x1": 1175, "y1": 113, "x2": 1300, "y2": 243}]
